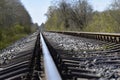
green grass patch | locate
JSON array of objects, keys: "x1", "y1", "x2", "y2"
[
  {"x1": 0, "y1": 33, "x2": 27, "y2": 50},
  {"x1": 0, "y1": 24, "x2": 32, "y2": 50}
]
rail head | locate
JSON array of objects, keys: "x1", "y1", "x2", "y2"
[{"x1": 40, "y1": 33, "x2": 62, "y2": 80}]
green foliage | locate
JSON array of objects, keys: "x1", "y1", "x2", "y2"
[
  {"x1": 84, "y1": 11, "x2": 119, "y2": 33},
  {"x1": 0, "y1": 33, "x2": 27, "y2": 50},
  {"x1": 45, "y1": 8, "x2": 66, "y2": 31},
  {"x1": 0, "y1": 0, "x2": 34, "y2": 50},
  {"x1": 0, "y1": 24, "x2": 29, "y2": 50}
]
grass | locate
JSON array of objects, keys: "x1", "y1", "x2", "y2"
[{"x1": 0, "y1": 33, "x2": 27, "y2": 50}]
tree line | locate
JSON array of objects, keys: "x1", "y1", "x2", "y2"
[
  {"x1": 0, "y1": 0, "x2": 36, "y2": 50},
  {"x1": 45, "y1": 0, "x2": 120, "y2": 33}
]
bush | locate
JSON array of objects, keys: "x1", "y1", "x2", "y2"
[{"x1": 0, "y1": 25, "x2": 30, "y2": 50}]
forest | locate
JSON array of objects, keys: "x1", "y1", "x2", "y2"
[
  {"x1": 0, "y1": 0, "x2": 36, "y2": 50},
  {"x1": 45, "y1": 0, "x2": 120, "y2": 33}
]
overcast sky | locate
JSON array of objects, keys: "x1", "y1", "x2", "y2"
[{"x1": 21, "y1": 0, "x2": 112, "y2": 25}]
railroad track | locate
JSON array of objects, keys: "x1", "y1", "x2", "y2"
[
  {"x1": 0, "y1": 31, "x2": 120, "y2": 80},
  {"x1": 43, "y1": 31, "x2": 120, "y2": 80},
  {"x1": 0, "y1": 32, "x2": 43, "y2": 80}
]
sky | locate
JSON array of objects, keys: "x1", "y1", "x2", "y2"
[{"x1": 21, "y1": 0, "x2": 112, "y2": 26}]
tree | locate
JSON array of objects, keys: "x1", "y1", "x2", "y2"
[
  {"x1": 58, "y1": 0, "x2": 71, "y2": 28},
  {"x1": 69, "y1": 0, "x2": 93, "y2": 29},
  {"x1": 45, "y1": 0, "x2": 93, "y2": 30},
  {"x1": 109, "y1": 0, "x2": 120, "y2": 32}
]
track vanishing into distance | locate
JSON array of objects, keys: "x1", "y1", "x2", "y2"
[{"x1": 0, "y1": 31, "x2": 120, "y2": 80}]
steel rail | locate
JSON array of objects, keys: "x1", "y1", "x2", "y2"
[
  {"x1": 48, "y1": 30, "x2": 120, "y2": 36},
  {"x1": 40, "y1": 33, "x2": 62, "y2": 80},
  {"x1": 48, "y1": 31, "x2": 120, "y2": 43}
]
